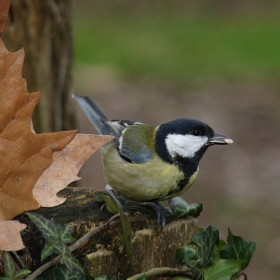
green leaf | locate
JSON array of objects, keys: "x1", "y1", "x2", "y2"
[
  {"x1": 26, "y1": 212, "x2": 75, "y2": 243},
  {"x1": 169, "y1": 197, "x2": 202, "y2": 219},
  {"x1": 220, "y1": 228, "x2": 256, "y2": 270},
  {"x1": 1, "y1": 252, "x2": 31, "y2": 280},
  {"x1": 176, "y1": 225, "x2": 219, "y2": 280},
  {"x1": 41, "y1": 240, "x2": 57, "y2": 261},
  {"x1": 204, "y1": 259, "x2": 245, "y2": 280},
  {"x1": 85, "y1": 274, "x2": 95, "y2": 280},
  {"x1": 215, "y1": 240, "x2": 227, "y2": 252},
  {"x1": 176, "y1": 243, "x2": 201, "y2": 267},
  {"x1": 192, "y1": 225, "x2": 219, "y2": 268},
  {"x1": 3, "y1": 252, "x2": 15, "y2": 278},
  {"x1": 44, "y1": 264, "x2": 85, "y2": 280},
  {"x1": 119, "y1": 210, "x2": 133, "y2": 258},
  {"x1": 26, "y1": 212, "x2": 76, "y2": 262},
  {"x1": 54, "y1": 240, "x2": 84, "y2": 274},
  {"x1": 94, "y1": 192, "x2": 120, "y2": 214},
  {"x1": 13, "y1": 270, "x2": 32, "y2": 279},
  {"x1": 136, "y1": 274, "x2": 148, "y2": 280}
]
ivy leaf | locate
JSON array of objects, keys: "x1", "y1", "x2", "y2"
[
  {"x1": 220, "y1": 228, "x2": 256, "y2": 270},
  {"x1": 54, "y1": 240, "x2": 84, "y2": 274},
  {"x1": 176, "y1": 243, "x2": 201, "y2": 268},
  {"x1": 192, "y1": 225, "x2": 219, "y2": 268},
  {"x1": 204, "y1": 259, "x2": 245, "y2": 280},
  {"x1": 26, "y1": 212, "x2": 76, "y2": 261},
  {"x1": 169, "y1": 197, "x2": 202, "y2": 219},
  {"x1": 0, "y1": 252, "x2": 31, "y2": 280},
  {"x1": 43, "y1": 264, "x2": 85, "y2": 280},
  {"x1": 176, "y1": 225, "x2": 219, "y2": 279},
  {"x1": 41, "y1": 240, "x2": 60, "y2": 261}
]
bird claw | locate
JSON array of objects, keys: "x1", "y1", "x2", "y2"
[
  {"x1": 150, "y1": 201, "x2": 167, "y2": 227},
  {"x1": 105, "y1": 184, "x2": 169, "y2": 226}
]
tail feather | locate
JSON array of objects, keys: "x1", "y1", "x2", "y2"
[{"x1": 72, "y1": 93, "x2": 111, "y2": 135}]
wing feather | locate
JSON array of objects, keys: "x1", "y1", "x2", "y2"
[{"x1": 104, "y1": 120, "x2": 154, "y2": 164}]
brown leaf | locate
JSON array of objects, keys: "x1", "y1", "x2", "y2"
[
  {"x1": 33, "y1": 134, "x2": 114, "y2": 207},
  {"x1": 0, "y1": 0, "x2": 10, "y2": 35},
  {"x1": 0, "y1": 39, "x2": 76, "y2": 220},
  {"x1": 0, "y1": 220, "x2": 26, "y2": 251}
]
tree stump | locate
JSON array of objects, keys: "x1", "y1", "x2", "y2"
[{"x1": 14, "y1": 187, "x2": 198, "y2": 279}]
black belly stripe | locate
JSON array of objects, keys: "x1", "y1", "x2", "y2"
[{"x1": 165, "y1": 157, "x2": 198, "y2": 198}]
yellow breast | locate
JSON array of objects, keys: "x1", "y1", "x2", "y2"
[{"x1": 101, "y1": 142, "x2": 198, "y2": 201}]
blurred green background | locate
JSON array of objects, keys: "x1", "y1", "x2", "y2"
[{"x1": 73, "y1": 1, "x2": 280, "y2": 278}]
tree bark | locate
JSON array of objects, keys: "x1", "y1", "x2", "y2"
[
  {"x1": 15, "y1": 187, "x2": 198, "y2": 279},
  {"x1": 2, "y1": 0, "x2": 76, "y2": 133}
]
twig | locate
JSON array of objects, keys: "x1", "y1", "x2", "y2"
[
  {"x1": 25, "y1": 215, "x2": 120, "y2": 280},
  {"x1": 25, "y1": 255, "x2": 62, "y2": 280},
  {"x1": 69, "y1": 213, "x2": 120, "y2": 252},
  {"x1": 240, "y1": 272, "x2": 247, "y2": 280},
  {"x1": 128, "y1": 267, "x2": 192, "y2": 280},
  {"x1": 26, "y1": 213, "x2": 153, "y2": 279}
]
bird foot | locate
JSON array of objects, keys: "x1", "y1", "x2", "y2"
[
  {"x1": 150, "y1": 201, "x2": 168, "y2": 227},
  {"x1": 105, "y1": 184, "x2": 129, "y2": 216}
]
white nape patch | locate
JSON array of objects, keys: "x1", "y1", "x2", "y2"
[
  {"x1": 119, "y1": 135, "x2": 123, "y2": 150},
  {"x1": 118, "y1": 128, "x2": 126, "y2": 151},
  {"x1": 165, "y1": 134, "x2": 208, "y2": 158}
]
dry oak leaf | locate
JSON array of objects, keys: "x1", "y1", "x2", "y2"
[
  {"x1": 0, "y1": 39, "x2": 76, "y2": 220},
  {"x1": 0, "y1": 220, "x2": 26, "y2": 251},
  {"x1": 0, "y1": 0, "x2": 10, "y2": 35},
  {"x1": 33, "y1": 134, "x2": 114, "y2": 207}
]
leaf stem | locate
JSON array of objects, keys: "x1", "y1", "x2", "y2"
[
  {"x1": 12, "y1": 251, "x2": 25, "y2": 269},
  {"x1": 127, "y1": 267, "x2": 192, "y2": 280}
]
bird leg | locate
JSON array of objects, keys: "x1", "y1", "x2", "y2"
[
  {"x1": 150, "y1": 201, "x2": 167, "y2": 227},
  {"x1": 105, "y1": 184, "x2": 129, "y2": 216},
  {"x1": 105, "y1": 184, "x2": 170, "y2": 227}
]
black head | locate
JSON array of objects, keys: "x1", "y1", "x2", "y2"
[{"x1": 155, "y1": 118, "x2": 231, "y2": 165}]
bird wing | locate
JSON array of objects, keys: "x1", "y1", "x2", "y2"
[{"x1": 104, "y1": 120, "x2": 155, "y2": 164}]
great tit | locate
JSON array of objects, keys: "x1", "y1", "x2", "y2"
[{"x1": 73, "y1": 94, "x2": 233, "y2": 225}]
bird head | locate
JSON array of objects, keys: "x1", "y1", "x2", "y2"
[{"x1": 156, "y1": 118, "x2": 233, "y2": 164}]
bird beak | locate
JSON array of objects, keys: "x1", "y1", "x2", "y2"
[{"x1": 208, "y1": 133, "x2": 233, "y2": 145}]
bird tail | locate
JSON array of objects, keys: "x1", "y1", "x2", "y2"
[{"x1": 72, "y1": 93, "x2": 111, "y2": 135}]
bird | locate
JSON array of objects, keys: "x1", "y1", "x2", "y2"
[{"x1": 72, "y1": 94, "x2": 233, "y2": 226}]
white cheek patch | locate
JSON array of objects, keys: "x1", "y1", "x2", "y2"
[{"x1": 165, "y1": 134, "x2": 208, "y2": 158}]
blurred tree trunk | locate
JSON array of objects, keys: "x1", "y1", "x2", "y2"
[{"x1": 2, "y1": 0, "x2": 76, "y2": 133}]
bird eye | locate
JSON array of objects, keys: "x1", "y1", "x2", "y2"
[{"x1": 192, "y1": 129, "x2": 200, "y2": 136}]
